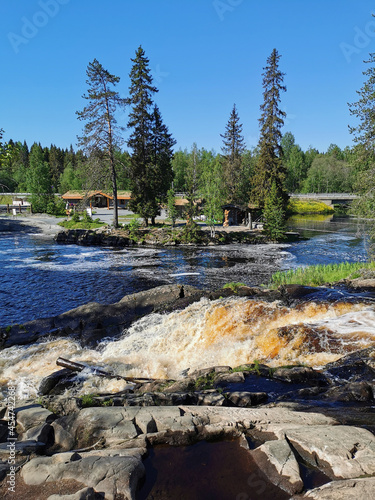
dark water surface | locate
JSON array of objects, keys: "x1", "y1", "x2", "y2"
[{"x1": 0, "y1": 215, "x2": 369, "y2": 327}]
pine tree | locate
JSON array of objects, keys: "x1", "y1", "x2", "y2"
[
  {"x1": 126, "y1": 46, "x2": 158, "y2": 226},
  {"x1": 77, "y1": 59, "x2": 125, "y2": 227},
  {"x1": 252, "y1": 49, "x2": 288, "y2": 209},
  {"x1": 220, "y1": 104, "x2": 245, "y2": 203}
]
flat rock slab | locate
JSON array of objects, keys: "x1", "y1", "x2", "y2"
[
  {"x1": 284, "y1": 425, "x2": 375, "y2": 479},
  {"x1": 21, "y1": 451, "x2": 145, "y2": 500},
  {"x1": 180, "y1": 406, "x2": 337, "y2": 430},
  {"x1": 296, "y1": 477, "x2": 375, "y2": 499}
]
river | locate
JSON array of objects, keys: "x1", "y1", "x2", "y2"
[
  {"x1": 1, "y1": 214, "x2": 374, "y2": 400},
  {"x1": 0, "y1": 215, "x2": 369, "y2": 328}
]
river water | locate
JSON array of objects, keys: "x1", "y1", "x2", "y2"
[
  {"x1": 1, "y1": 214, "x2": 374, "y2": 399},
  {"x1": 0, "y1": 215, "x2": 369, "y2": 328}
]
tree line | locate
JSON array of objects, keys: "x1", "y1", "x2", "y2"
[{"x1": 1, "y1": 45, "x2": 375, "y2": 235}]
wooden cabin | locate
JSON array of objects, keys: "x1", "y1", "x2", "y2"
[
  {"x1": 222, "y1": 203, "x2": 258, "y2": 227},
  {"x1": 62, "y1": 190, "x2": 131, "y2": 209}
]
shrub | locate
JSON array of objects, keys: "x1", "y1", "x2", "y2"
[{"x1": 223, "y1": 282, "x2": 246, "y2": 293}]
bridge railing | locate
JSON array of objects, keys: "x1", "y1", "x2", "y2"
[{"x1": 290, "y1": 193, "x2": 358, "y2": 199}]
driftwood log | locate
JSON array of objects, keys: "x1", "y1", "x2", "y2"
[{"x1": 56, "y1": 357, "x2": 175, "y2": 384}]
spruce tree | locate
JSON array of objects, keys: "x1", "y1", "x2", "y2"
[
  {"x1": 126, "y1": 46, "x2": 158, "y2": 226},
  {"x1": 252, "y1": 49, "x2": 288, "y2": 209},
  {"x1": 148, "y1": 104, "x2": 176, "y2": 224},
  {"x1": 263, "y1": 181, "x2": 286, "y2": 241},
  {"x1": 77, "y1": 59, "x2": 125, "y2": 227},
  {"x1": 220, "y1": 104, "x2": 245, "y2": 203}
]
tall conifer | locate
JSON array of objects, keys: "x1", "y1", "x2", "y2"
[
  {"x1": 252, "y1": 49, "x2": 288, "y2": 209},
  {"x1": 220, "y1": 104, "x2": 245, "y2": 203},
  {"x1": 126, "y1": 46, "x2": 158, "y2": 226},
  {"x1": 77, "y1": 59, "x2": 125, "y2": 227}
]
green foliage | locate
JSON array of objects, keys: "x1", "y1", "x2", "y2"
[
  {"x1": 287, "y1": 199, "x2": 335, "y2": 214},
  {"x1": 252, "y1": 49, "x2": 288, "y2": 209},
  {"x1": 200, "y1": 156, "x2": 225, "y2": 237},
  {"x1": 220, "y1": 104, "x2": 246, "y2": 202},
  {"x1": 27, "y1": 143, "x2": 52, "y2": 195},
  {"x1": 126, "y1": 46, "x2": 175, "y2": 226},
  {"x1": 80, "y1": 394, "x2": 99, "y2": 408},
  {"x1": 180, "y1": 221, "x2": 201, "y2": 243},
  {"x1": 194, "y1": 372, "x2": 217, "y2": 391},
  {"x1": 269, "y1": 261, "x2": 375, "y2": 288},
  {"x1": 30, "y1": 194, "x2": 65, "y2": 215},
  {"x1": 301, "y1": 154, "x2": 353, "y2": 193},
  {"x1": 58, "y1": 215, "x2": 105, "y2": 230},
  {"x1": 263, "y1": 181, "x2": 286, "y2": 241},
  {"x1": 166, "y1": 187, "x2": 179, "y2": 227},
  {"x1": 77, "y1": 58, "x2": 125, "y2": 228},
  {"x1": 223, "y1": 282, "x2": 246, "y2": 292}
]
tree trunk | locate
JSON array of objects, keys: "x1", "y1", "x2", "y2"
[{"x1": 151, "y1": 216, "x2": 155, "y2": 225}]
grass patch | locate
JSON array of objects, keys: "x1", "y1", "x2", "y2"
[
  {"x1": 58, "y1": 220, "x2": 105, "y2": 229},
  {"x1": 0, "y1": 195, "x2": 13, "y2": 204},
  {"x1": 194, "y1": 372, "x2": 217, "y2": 390},
  {"x1": 118, "y1": 213, "x2": 141, "y2": 220},
  {"x1": 223, "y1": 282, "x2": 246, "y2": 293},
  {"x1": 80, "y1": 394, "x2": 99, "y2": 408},
  {"x1": 269, "y1": 261, "x2": 375, "y2": 288},
  {"x1": 287, "y1": 199, "x2": 334, "y2": 215},
  {"x1": 58, "y1": 212, "x2": 105, "y2": 230}
]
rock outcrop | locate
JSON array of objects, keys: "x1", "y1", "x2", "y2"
[{"x1": 2, "y1": 401, "x2": 375, "y2": 499}]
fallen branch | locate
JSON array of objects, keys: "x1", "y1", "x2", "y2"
[{"x1": 56, "y1": 357, "x2": 175, "y2": 384}]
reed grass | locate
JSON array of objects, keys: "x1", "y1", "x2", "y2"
[{"x1": 269, "y1": 261, "x2": 375, "y2": 288}]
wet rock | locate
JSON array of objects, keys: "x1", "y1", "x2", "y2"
[
  {"x1": 234, "y1": 363, "x2": 272, "y2": 377},
  {"x1": 272, "y1": 366, "x2": 328, "y2": 385},
  {"x1": 251, "y1": 438, "x2": 304, "y2": 495},
  {"x1": 322, "y1": 381, "x2": 374, "y2": 402},
  {"x1": 1, "y1": 284, "x2": 204, "y2": 349},
  {"x1": 284, "y1": 425, "x2": 375, "y2": 479},
  {"x1": 225, "y1": 391, "x2": 268, "y2": 407},
  {"x1": 196, "y1": 391, "x2": 226, "y2": 406},
  {"x1": 190, "y1": 366, "x2": 232, "y2": 378},
  {"x1": 324, "y1": 353, "x2": 375, "y2": 382},
  {"x1": 214, "y1": 371, "x2": 245, "y2": 387},
  {"x1": 39, "y1": 369, "x2": 80, "y2": 396}
]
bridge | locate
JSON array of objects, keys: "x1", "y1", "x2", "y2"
[{"x1": 290, "y1": 193, "x2": 358, "y2": 206}]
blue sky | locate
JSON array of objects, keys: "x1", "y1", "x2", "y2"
[{"x1": 1, "y1": 0, "x2": 374, "y2": 154}]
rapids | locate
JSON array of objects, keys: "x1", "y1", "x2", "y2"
[{"x1": 1, "y1": 296, "x2": 375, "y2": 400}]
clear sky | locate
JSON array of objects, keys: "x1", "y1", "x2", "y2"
[{"x1": 1, "y1": 0, "x2": 374, "y2": 154}]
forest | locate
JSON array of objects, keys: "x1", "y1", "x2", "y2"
[{"x1": 1, "y1": 45, "x2": 375, "y2": 233}]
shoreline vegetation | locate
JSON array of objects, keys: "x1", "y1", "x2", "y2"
[{"x1": 269, "y1": 261, "x2": 375, "y2": 288}]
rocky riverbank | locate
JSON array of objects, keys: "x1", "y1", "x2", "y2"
[
  {"x1": 1, "y1": 284, "x2": 375, "y2": 499},
  {"x1": 55, "y1": 225, "x2": 271, "y2": 247}
]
